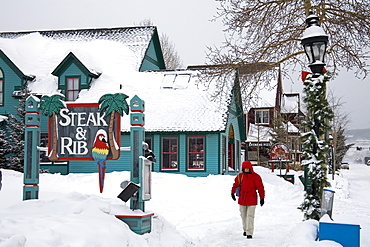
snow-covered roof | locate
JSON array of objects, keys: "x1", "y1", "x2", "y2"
[
  {"x1": 285, "y1": 121, "x2": 299, "y2": 133},
  {"x1": 118, "y1": 71, "x2": 232, "y2": 132},
  {"x1": 247, "y1": 81, "x2": 277, "y2": 109},
  {"x1": 281, "y1": 94, "x2": 299, "y2": 113},
  {"x1": 246, "y1": 123, "x2": 272, "y2": 142},
  {"x1": 0, "y1": 26, "x2": 156, "y2": 72},
  {"x1": 246, "y1": 121, "x2": 298, "y2": 143},
  {"x1": 0, "y1": 31, "x2": 234, "y2": 132},
  {"x1": 245, "y1": 72, "x2": 301, "y2": 115}
]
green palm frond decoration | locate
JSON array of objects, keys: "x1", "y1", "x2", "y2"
[
  {"x1": 98, "y1": 93, "x2": 130, "y2": 160},
  {"x1": 40, "y1": 94, "x2": 65, "y2": 116},
  {"x1": 99, "y1": 93, "x2": 129, "y2": 116},
  {"x1": 39, "y1": 94, "x2": 65, "y2": 161}
]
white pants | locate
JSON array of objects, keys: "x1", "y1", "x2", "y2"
[{"x1": 239, "y1": 205, "x2": 256, "y2": 235}]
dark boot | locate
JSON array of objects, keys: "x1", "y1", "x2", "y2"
[
  {"x1": 247, "y1": 235, "x2": 252, "y2": 239},
  {"x1": 243, "y1": 232, "x2": 247, "y2": 236}
]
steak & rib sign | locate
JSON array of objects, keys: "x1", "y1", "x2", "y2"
[{"x1": 48, "y1": 103, "x2": 120, "y2": 161}]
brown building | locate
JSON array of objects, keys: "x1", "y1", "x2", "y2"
[{"x1": 244, "y1": 70, "x2": 305, "y2": 169}]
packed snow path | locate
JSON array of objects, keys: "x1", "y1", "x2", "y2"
[
  {"x1": 329, "y1": 162, "x2": 370, "y2": 245},
  {"x1": 0, "y1": 161, "x2": 369, "y2": 246},
  {"x1": 146, "y1": 167, "x2": 307, "y2": 246}
]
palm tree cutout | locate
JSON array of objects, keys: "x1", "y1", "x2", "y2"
[
  {"x1": 40, "y1": 94, "x2": 65, "y2": 161},
  {"x1": 98, "y1": 93, "x2": 129, "y2": 160}
]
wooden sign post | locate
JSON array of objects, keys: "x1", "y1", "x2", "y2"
[{"x1": 23, "y1": 96, "x2": 41, "y2": 200}]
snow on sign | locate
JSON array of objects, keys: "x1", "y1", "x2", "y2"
[
  {"x1": 270, "y1": 143, "x2": 290, "y2": 161},
  {"x1": 47, "y1": 103, "x2": 121, "y2": 161}
]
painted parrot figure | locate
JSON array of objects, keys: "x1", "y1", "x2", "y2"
[{"x1": 92, "y1": 129, "x2": 109, "y2": 193}]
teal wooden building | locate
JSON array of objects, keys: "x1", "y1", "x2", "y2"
[{"x1": 0, "y1": 27, "x2": 245, "y2": 177}]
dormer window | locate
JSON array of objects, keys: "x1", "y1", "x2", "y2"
[
  {"x1": 66, "y1": 77, "x2": 80, "y2": 101},
  {"x1": 52, "y1": 52, "x2": 100, "y2": 102}
]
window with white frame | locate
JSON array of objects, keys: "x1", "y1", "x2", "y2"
[
  {"x1": 255, "y1": 110, "x2": 269, "y2": 124},
  {"x1": 66, "y1": 77, "x2": 80, "y2": 101}
]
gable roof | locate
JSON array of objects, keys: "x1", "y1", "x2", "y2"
[
  {"x1": 0, "y1": 49, "x2": 34, "y2": 81},
  {"x1": 0, "y1": 29, "x2": 236, "y2": 133},
  {"x1": 52, "y1": 52, "x2": 100, "y2": 78},
  {"x1": 0, "y1": 26, "x2": 165, "y2": 71}
]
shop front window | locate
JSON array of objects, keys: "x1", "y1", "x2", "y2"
[
  {"x1": 161, "y1": 137, "x2": 178, "y2": 170},
  {"x1": 188, "y1": 136, "x2": 204, "y2": 170}
]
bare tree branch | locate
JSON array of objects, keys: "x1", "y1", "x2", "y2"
[{"x1": 205, "y1": 0, "x2": 369, "y2": 106}]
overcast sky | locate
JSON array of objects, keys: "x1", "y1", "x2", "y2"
[{"x1": 1, "y1": 0, "x2": 369, "y2": 130}]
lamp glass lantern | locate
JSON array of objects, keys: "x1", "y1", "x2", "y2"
[{"x1": 301, "y1": 14, "x2": 328, "y2": 75}]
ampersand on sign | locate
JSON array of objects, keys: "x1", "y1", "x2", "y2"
[{"x1": 75, "y1": 127, "x2": 87, "y2": 140}]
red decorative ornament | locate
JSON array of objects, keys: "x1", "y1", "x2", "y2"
[
  {"x1": 302, "y1": 71, "x2": 311, "y2": 82},
  {"x1": 302, "y1": 67, "x2": 327, "y2": 83}
]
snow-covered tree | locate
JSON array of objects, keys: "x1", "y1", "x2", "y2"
[
  {"x1": 0, "y1": 128, "x2": 11, "y2": 167},
  {"x1": 3, "y1": 87, "x2": 30, "y2": 172},
  {"x1": 299, "y1": 72, "x2": 334, "y2": 220},
  {"x1": 5, "y1": 113, "x2": 25, "y2": 172},
  {"x1": 270, "y1": 112, "x2": 289, "y2": 145}
]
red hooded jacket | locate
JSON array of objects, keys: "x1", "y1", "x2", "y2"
[{"x1": 231, "y1": 161, "x2": 265, "y2": 206}]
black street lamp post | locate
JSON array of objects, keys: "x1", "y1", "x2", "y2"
[
  {"x1": 300, "y1": 13, "x2": 333, "y2": 220},
  {"x1": 301, "y1": 13, "x2": 329, "y2": 154},
  {"x1": 301, "y1": 14, "x2": 329, "y2": 76}
]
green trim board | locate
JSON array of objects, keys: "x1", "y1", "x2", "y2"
[
  {"x1": 0, "y1": 50, "x2": 34, "y2": 81},
  {"x1": 139, "y1": 28, "x2": 165, "y2": 71},
  {"x1": 52, "y1": 52, "x2": 100, "y2": 79}
]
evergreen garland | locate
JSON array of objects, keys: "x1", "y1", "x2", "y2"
[{"x1": 299, "y1": 72, "x2": 334, "y2": 220}]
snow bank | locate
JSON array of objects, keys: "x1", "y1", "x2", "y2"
[{"x1": 1, "y1": 163, "x2": 369, "y2": 246}]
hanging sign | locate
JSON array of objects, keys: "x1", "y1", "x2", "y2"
[
  {"x1": 48, "y1": 103, "x2": 120, "y2": 161},
  {"x1": 270, "y1": 143, "x2": 290, "y2": 161}
]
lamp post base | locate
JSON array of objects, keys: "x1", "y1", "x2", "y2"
[{"x1": 115, "y1": 212, "x2": 154, "y2": 235}]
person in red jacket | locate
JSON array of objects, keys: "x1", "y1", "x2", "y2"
[{"x1": 231, "y1": 161, "x2": 265, "y2": 239}]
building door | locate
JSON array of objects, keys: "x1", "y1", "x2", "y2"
[
  {"x1": 228, "y1": 143, "x2": 234, "y2": 169},
  {"x1": 228, "y1": 125, "x2": 235, "y2": 170}
]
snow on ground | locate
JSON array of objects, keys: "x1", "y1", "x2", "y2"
[{"x1": 0, "y1": 156, "x2": 369, "y2": 246}]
